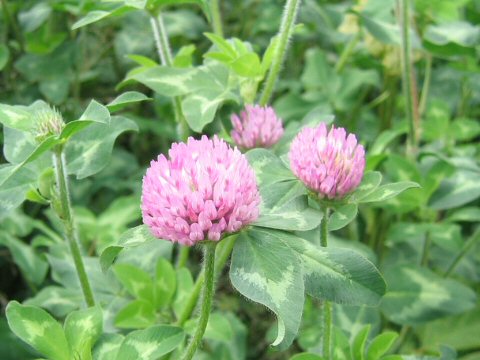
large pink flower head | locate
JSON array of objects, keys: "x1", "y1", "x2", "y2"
[
  {"x1": 231, "y1": 105, "x2": 284, "y2": 149},
  {"x1": 142, "y1": 136, "x2": 261, "y2": 246},
  {"x1": 289, "y1": 123, "x2": 365, "y2": 199}
]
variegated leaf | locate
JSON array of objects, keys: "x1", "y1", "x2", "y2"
[
  {"x1": 64, "y1": 306, "x2": 103, "y2": 360},
  {"x1": 381, "y1": 265, "x2": 476, "y2": 325},
  {"x1": 360, "y1": 181, "x2": 420, "y2": 203},
  {"x1": 348, "y1": 171, "x2": 382, "y2": 202},
  {"x1": 6, "y1": 301, "x2": 71, "y2": 360},
  {"x1": 92, "y1": 333, "x2": 124, "y2": 360},
  {"x1": 329, "y1": 204, "x2": 358, "y2": 231},
  {"x1": 259, "y1": 229, "x2": 386, "y2": 306},
  {"x1": 230, "y1": 229, "x2": 304, "y2": 350},
  {"x1": 115, "y1": 325, "x2": 184, "y2": 360},
  {"x1": 65, "y1": 116, "x2": 138, "y2": 179}
]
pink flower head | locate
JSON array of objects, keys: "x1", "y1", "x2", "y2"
[
  {"x1": 142, "y1": 136, "x2": 261, "y2": 246},
  {"x1": 289, "y1": 123, "x2": 365, "y2": 199},
  {"x1": 231, "y1": 105, "x2": 284, "y2": 149}
]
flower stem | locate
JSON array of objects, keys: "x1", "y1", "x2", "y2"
[
  {"x1": 150, "y1": 13, "x2": 189, "y2": 141},
  {"x1": 259, "y1": 0, "x2": 301, "y2": 106},
  {"x1": 320, "y1": 205, "x2": 331, "y2": 360},
  {"x1": 176, "y1": 246, "x2": 190, "y2": 268},
  {"x1": 210, "y1": 0, "x2": 224, "y2": 37},
  {"x1": 181, "y1": 242, "x2": 217, "y2": 360},
  {"x1": 398, "y1": 0, "x2": 419, "y2": 156},
  {"x1": 444, "y1": 229, "x2": 480, "y2": 278},
  {"x1": 52, "y1": 149, "x2": 95, "y2": 307},
  {"x1": 418, "y1": 54, "x2": 432, "y2": 117},
  {"x1": 176, "y1": 235, "x2": 236, "y2": 327},
  {"x1": 335, "y1": 32, "x2": 360, "y2": 73}
]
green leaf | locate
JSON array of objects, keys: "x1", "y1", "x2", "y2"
[
  {"x1": 429, "y1": 170, "x2": 480, "y2": 210},
  {"x1": 446, "y1": 207, "x2": 480, "y2": 223},
  {"x1": 246, "y1": 149, "x2": 296, "y2": 187},
  {"x1": 381, "y1": 265, "x2": 477, "y2": 325},
  {"x1": 0, "y1": 233, "x2": 48, "y2": 286},
  {"x1": 80, "y1": 100, "x2": 111, "y2": 124},
  {"x1": 266, "y1": 229, "x2": 386, "y2": 306},
  {"x1": 0, "y1": 165, "x2": 37, "y2": 214},
  {"x1": 154, "y1": 258, "x2": 176, "y2": 309},
  {"x1": 0, "y1": 44, "x2": 10, "y2": 70},
  {"x1": 181, "y1": 88, "x2": 234, "y2": 132},
  {"x1": 115, "y1": 300, "x2": 156, "y2": 329},
  {"x1": 173, "y1": 44, "x2": 196, "y2": 68},
  {"x1": 6, "y1": 301, "x2": 71, "y2": 360},
  {"x1": 72, "y1": 10, "x2": 112, "y2": 30},
  {"x1": 230, "y1": 229, "x2": 304, "y2": 350},
  {"x1": 255, "y1": 192, "x2": 321, "y2": 232},
  {"x1": 92, "y1": 333, "x2": 124, "y2": 360},
  {"x1": 352, "y1": 325, "x2": 371, "y2": 360},
  {"x1": 423, "y1": 21, "x2": 480, "y2": 56},
  {"x1": 360, "y1": 181, "x2": 420, "y2": 203},
  {"x1": 366, "y1": 331, "x2": 398, "y2": 360},
  {"x1": 230, "y1": 52, "x2": 262, "y2": 78},
  {"x1": 129, "y1": 66, "x2": 197, "y2": 96},
  {"x1": 100, "y1": 225, "x2": 159, "y2": 271},
  {"x1": 349, "y1": 171, "x2": 383, "y2": 202},
  {"x1": 116, "y1": 325, "x2": 184, "y2": 360},
  {"x1": 329, "y1": 204, "x2": 358, "y2": 231},
  {"x1": 185, "y1": 312, "x2": 234, "y2": 343},
  {"x1": 0, "y1": 135, "x2": 60, "y2": 188},
  {"x1": 0, "y1": 104, "x2": 34, "y2": 131},
  {"x1": 25, "y1": 286, "x2": 82, "y2": 318},
  {"x1": 173, "y1": 268, "x2": 194, "y2": 318},
  {"x1": 64, "y1": 306, "x2": 103, "y2": 360},
  {"x1": 107, "y1": 91, "x2": 150, "y2": 112},
  {"x1": 204, "y1": 32, "x2": 237, "y2": 58},
  {"x1": 65, "y1": 116, "x2": 138, "y2": 179},
  {"x1": 290, "y1": 354, "x2": 325, "y2": 360},
  {"x1": 113, "y1": 264, "x2": 155, "y2": 303}
]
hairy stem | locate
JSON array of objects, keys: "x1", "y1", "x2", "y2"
[
  {"x1": 210, "y1": 0, "x2": 224, "y2": 37},
  {"x1": 150, "y1": 14, "x2": 189, "y2": 141},
  {"x1": 53, "y1": 149, "x2": 95, "y2": 307},
  {"x1": 176, "y1": 235, "x2": 236, "y2": 326},
  {"x1": 399, "y1": 0, "x2": 419, "y2": 156},
  {"x1": 444, "y1": 230, "x2": 480, "y2": 278},
  {"x1": 259, "y1": 0, "x2": 301, "y2": 105},
  {"x1": 320, "y1": 205, "x2": 331, "y2": 360},
  {"x1": 181, "y1": 242, "x2": 217, "y2": 360}
]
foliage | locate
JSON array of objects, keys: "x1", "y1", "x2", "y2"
[{"x1": 1, "y1": 0, "x2": 480, "y2": 359}]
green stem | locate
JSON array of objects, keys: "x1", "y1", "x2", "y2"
[
  {"x1": 52, "y1": 150, "x2": 95, "y2": 307},
  {"x1": 150, "y1": 13, "x2": 189, "y2": 141},
  {"x1": 1, "y1": 0, "x2": 24, "y2": 50},
  {"x1": 399, "y1": 0, "x2": 418, "y2": 156},
  {"x1": 176, "y1": 246, "x2": 190, "y2": 269},
  {"x1": 181, "y1": 242, "x2": 217, "y2": 360},
  {"x1": 259, "y1": 0, "x2": 301, "y2": 106},
  {"x1": 210, "y1": 0, "x2": 224, "y2": 37},
  {"x1": 444, "y1": 230, "x2": 480, "y2": 278},
  {"x1": 420, "y1": 230, "x2": 431, "y2": 266},
  {"x1": 320, "y1": 205, "x2": 331, "y2": 360},
  {"x1": 418, "y1": 54, "x2": 432, "y2": 117},
  {"x1": 176, "y1": 235, "x2": 236, "y2": 326},
  {"x1": 320, "y1": 205, "x2": 329, "y2": 247},
  {"x1": 335, "y1": 32, "x2": 360, "y2": 73}
]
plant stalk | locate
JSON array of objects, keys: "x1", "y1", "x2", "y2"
[
  {"x1": 335, "y1": 32, "x2": 360, "y2": 73},
  {"x1": 320, "y1": 205, "x2": 331, "y2": 360},
  {"x1": 181, "y1": 242, "x2": 217, "y2": 360},
  {"x1": 398, "y1": 0, "x2": 419, "y2": 156},
  {"x1": 259, "y1": 0, "x2": 301, "y2": 105},
  {"x1": 176, "y1": 235, "x2": 236, "y2": 327},
  {"x1": 52, "y1": 149, "x2": 95, "y2": 307},
  {"x1": 444, "y1": 230, "x2": 480, "y2": 278},
  {"x1": 418, "y1": 54, "x2": 432, "y2": 116},
  {"x1": 210, "y1": 0, "x2": 224, "y2": 37},
  {"x1": 150, "y1": 14, "x2": 189, "y2": 141}
]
